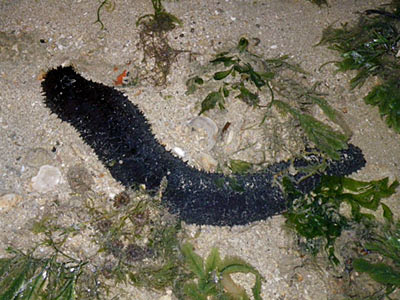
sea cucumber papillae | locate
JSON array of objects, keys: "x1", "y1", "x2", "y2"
[{"x1": 42, "y1": 66, "x2": 366, "y2": 226}]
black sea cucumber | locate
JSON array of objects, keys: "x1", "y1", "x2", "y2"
[{"x1": 42, "y1": 66, "x2": 366, "y2": 226}]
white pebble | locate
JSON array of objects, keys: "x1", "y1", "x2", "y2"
[
  {"x1": 32, "y1": 165, "x2": 62, "y2": 193},
  {"x1": 172, "y1": 147, "x2": 185, "y2": 158}
]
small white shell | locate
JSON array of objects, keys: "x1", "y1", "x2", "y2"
[
  {"x1": 172, "y1": 147, "x2": 185, "y2": 158},
  {"x1": 188, "y1": 116, "x2": 218, "y2": 150},
  {"x1": 32, "y1": 165, "x2": 62, "y2": 193}
]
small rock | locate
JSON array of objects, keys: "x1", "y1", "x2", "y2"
[
  {"x1": 67, "y1": 165, "x2": 94, "y2": 193},
  {"x1": 0, "y1": 193, "x2": 22, "y2": 211},
  {"x1": 32, "y1": 165, "x2": 62, "y2": 193}
]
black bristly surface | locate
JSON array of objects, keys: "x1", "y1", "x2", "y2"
[
  {"x1": 42, "y1": 66, "x2": 366, "y2": 226},
  {"x1": 42, "y1": 66, "x2": 183, "y2": 191}
]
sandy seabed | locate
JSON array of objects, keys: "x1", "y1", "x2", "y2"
[{"x1": 1, "y1": 0, "x2": 400, "y2": 299}]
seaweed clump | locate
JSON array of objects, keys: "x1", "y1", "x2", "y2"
[
  {"x1": 0, "y1": 189, "x2": 183, "y2": 299},
  {"x1": 283, "y1": 174, "x2": 400, "y2": 298},
  {"x1": 0, "y1": 216, "x2": 99, "y2": 300},
  {"x1": 283, "y1": 175, "x2": 398, "y2": 264},
  {"x1": 0, "y1": 247, "x2": 90, "y2": 300},
  {"x1": 181, "y1": 243, "x2": 263, "y2": 300},
  {"x1": 86, "y1": 190, "x2": 190, "y2": 293},
  {"x1": 0, "y1": 188, "x2": 266, "y2": 299},
  {"x1": 353, "y1": 221, "x2": 400, "y2": 298},
  {"x1": 136, "y1": 0, "x2": 186, "y2": 85},
  {"x1": 318, "y1": 0, "x2": 400, "y2": 133},
  {"x1": 186, "y1": 37, "x2": 351, "y2": 166}
]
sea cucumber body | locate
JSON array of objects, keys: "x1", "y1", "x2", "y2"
[{"x1": 42, "y1": 66, "x2": 365, "y2": 226}]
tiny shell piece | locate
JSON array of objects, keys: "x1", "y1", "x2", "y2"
[
  {"x1": 32, "y1": 165, "x2": 62, "y2": 193},
  {"x1": 188, "y1": 116, "x2": 218, "y2": 150},
  {"x1": 172, "y1": 147, "x2": 185, "y2": 158}
]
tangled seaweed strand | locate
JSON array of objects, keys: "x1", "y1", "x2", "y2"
[
  {"x1": 318, "y1": 1, "x2": 400, "y2": 133},
  {"x1": 136, "y1": 0, "x2": 186, "y2": 85}
]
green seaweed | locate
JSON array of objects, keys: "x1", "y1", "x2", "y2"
[
  {"x1": 318, "y1": 1, "x2": 400, "y2": 133},
  {"x1": 283, "y1": 176, "x2": 398, "y2": 264},
  {"x1": 235, "y1": 82, "x2": 260, "y2": 107},
  {"x1": 354, "y1": 221, "x2": 400, "y2": 297},
  {"x1": 94, "y1": 0, "x2": 115, "y2": 30},
  {"x1": 274, "y1": 100, "x2": 348, "y2": 160},
  {"x1": 364, "y1": 80, "x2": 400, "y2": 134},
  {"x1": 318, "y1": 19, "x2": 400, "y2": 88},
  {"x1": 0, "y1": 246, "x2": 91, "y2": 300},
  {"x1": 181, "y1": 243, "x2": 263, "y2": 300},
  {"x1": 1, "y1": 182, "x2": 276, "y2": 299},
  {"x1": 229, "y1": 159, "x2": 253, "y2": 174},
  {"x1": 86, "y1": 190, "x2": 189, "y2": 292},
  {"x1": 199, "y1": 90, "x2": 225, "y2": 115},
  {"x1": 187, "y1": 37, "x2": 350, "y2": 161},
  {"x1": 136, "y1": 0, "x2": 182, "y2": 32}
]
